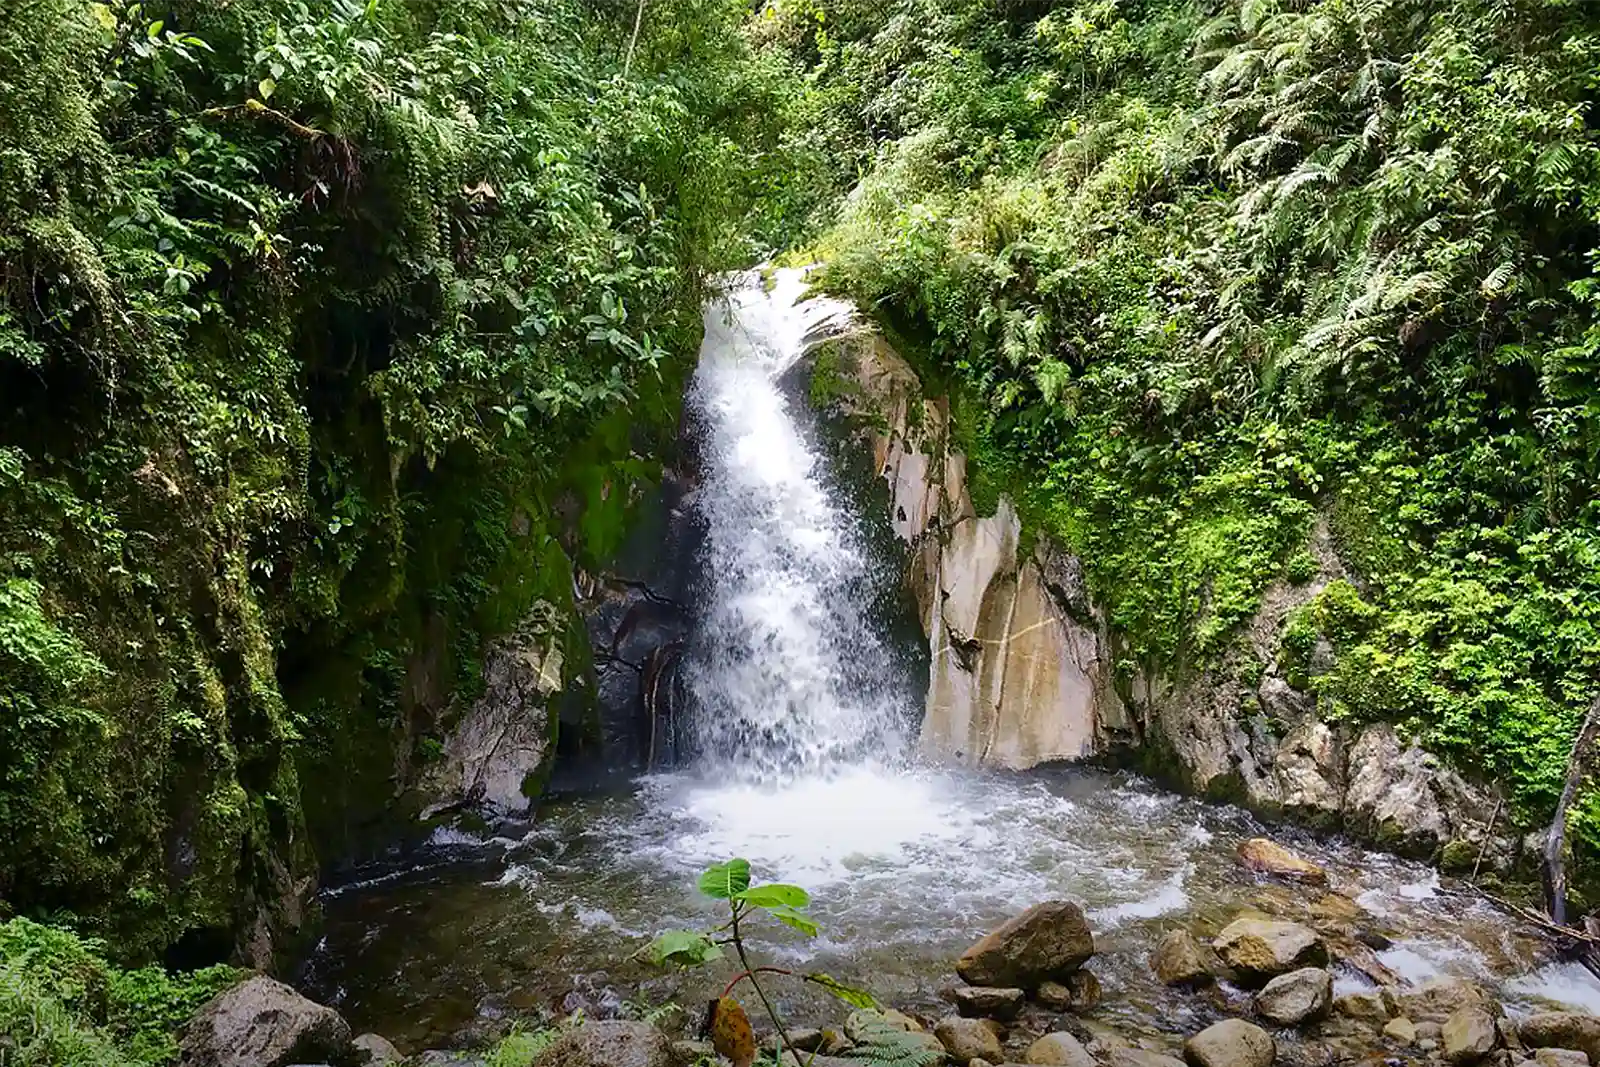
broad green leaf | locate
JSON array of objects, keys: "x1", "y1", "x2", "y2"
[
  {"x1": 805, "y1": 973, "x2": 879, "y2": 1010},
  {"x1": 258, "y1": 77, "x2": 276, "y2": 100},
  {"x1": 734, "y1": 883, "x2": 810, "y2": 908},
  {"x1": 766, "y1": 904, "x2": 819, "y2": 936},
  {"x1": 639, "y1": 929, "x2": 722, "y2": 967},
  {"x1": 698, "y1": 858, "x2": 751, "y2": 899}
]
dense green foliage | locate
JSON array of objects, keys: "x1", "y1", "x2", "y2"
[
  {"x1": 0, "y1": 918, "x2": 239, "y2": 1066},
  {"x1": 762, "y1": 0, "x2": 1600, "y2": 834},
  {"x1": 0, "y1": 0, "x2": 785, "y2": 959}
]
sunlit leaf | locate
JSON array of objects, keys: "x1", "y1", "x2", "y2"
[
  {"x1": 258, "y1": 77, "x2": 276, "y2": 100},
  {"x1": 766, "y1": 904, "x2": 819, "y2": 936},
  {"x1": 638, "y1": 929, "x2": 722, "y2": 967},
  {"x1": 734, "y1": 883, "x2": 809, "y2": 908},
  {"x1": 805, "y1": 973, "x2": 879, "y2": 1010},
  {"x1": 698, "y1": 858, "x2": 751, "y2": 899}
]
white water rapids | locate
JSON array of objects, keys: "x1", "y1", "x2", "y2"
[{"x1": 302, "y1": 272, "x2": 1600, "y2": 1052}]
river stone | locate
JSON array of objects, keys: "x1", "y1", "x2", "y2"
[
  {"x1": 180, "y1": 976, "x2": 351, "y2": 1067},
  {"x1": 958, "y1": 901, "x2": 1095, "y2": 988},
  {"x1": 1236, "y1": 839, "x2": 1327, "y2": 884},
  {"x1": 763, "y1": 1029, "x2": 827, "y2": 1053},
  {"x1": 1037, "y1": 971, "x2": 1102, "y2": 1012},
  {"x1": 1519, "y1": 1013, "x2": 1600, "y2": 1063},
  {"x1": 1109, "y1": 1051, "x2": 1187, "y2": 1067},
  {"x1": 1397, "y1": 977, "x2": 1497, "y2": 1024},
  {"x1": 1384, "y1": 1018, "x2": 1418, "y2": 1045},
  {"x1": 846, "y1": 1009, "x2": 923, "y2": 1043},
  {"x1": 1254, "y1": 967, "x2": 1332, "y2": 1026},
  {"x1": 352, "y1": 1033, "x2": 402, "y2": 1064},
  {"x1": 1025, "y1": 1032, "x2": 1096, "y2": 1067},
  {"x1": 937, "y1": 1017, "x2": 1004, "y2": 1065},
  {"x1": 1152, "y1": 930, "x2": 1219, "y2": 986},
  {"x1": 1212, "y1": 918, "x2": 1327, "y2": 984},
  {"x1": 1444, "y1": 1007, "x2": 1499, "y2": 1064},
  {"x1": 953, "y1": 986, "x2": 1026, "y2": 1020},
  {"x1": 1335, "y1": 991, "x2": 1395, "y2": 1024},
  {"x1": 531, "y1": 1021, "x2": 675, "y2": 1067},
  {"x1": 1532, "y1": 1049, "x2": 1590, "y2": 1067},
  {"x1": 1183, "y1": 1019, "x2": 1275, "y2": 1067}
]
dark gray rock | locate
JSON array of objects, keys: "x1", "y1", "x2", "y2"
[{"x1": 180, "y1": 976, "x2": 351, "y2": 1067}]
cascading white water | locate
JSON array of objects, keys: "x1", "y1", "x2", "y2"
[{"x1": 682, "y1": 269, "x2": 914, "y2": 779}]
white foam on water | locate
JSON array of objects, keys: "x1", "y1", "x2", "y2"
[{"x1": 1505, "y1": 961, "x2": 1600, "y2": 1015}]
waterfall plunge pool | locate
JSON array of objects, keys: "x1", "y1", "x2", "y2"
[{"x1": 298, "y1": 272, "x2": 1600, "y2": 1057}]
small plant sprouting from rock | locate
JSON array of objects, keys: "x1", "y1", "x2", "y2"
[{"x1": 641, "y1": 858, "x2": 939, "y2": 1067}]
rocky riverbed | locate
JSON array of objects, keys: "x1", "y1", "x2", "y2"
[{"x1": 194, "y1": 818, "x2": 1600, "y2": 1067}]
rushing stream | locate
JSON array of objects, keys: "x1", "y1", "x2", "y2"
[{"x1": 299, "y1": 273, "x2": 1600, "y2": 1056}]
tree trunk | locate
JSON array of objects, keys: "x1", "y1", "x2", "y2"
[{"x1": 1544, "y1": 695, "x2": 1600, "y2": 926}]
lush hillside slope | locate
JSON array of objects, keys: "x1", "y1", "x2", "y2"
[
  {"x1": 763, "y1": 0, "x2": 1600, "y2": 854},
  {"x1": 0, "y1": 0, "x2": 785, "y2": 961}
]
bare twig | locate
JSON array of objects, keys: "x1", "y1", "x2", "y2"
[
  {"x1": 1471, "y1": 793, "x2": 1505, "y2": 882},
  {"x1": 201, "y1": 100, "x2": 325, "y2": 141},
  {"x1": 623, "y1": 0, "x2": 646, "y2": 78}
]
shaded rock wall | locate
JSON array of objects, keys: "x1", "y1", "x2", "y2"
[{"x1": 809, "y1": 324, "x2": 1522, "y2": 870}]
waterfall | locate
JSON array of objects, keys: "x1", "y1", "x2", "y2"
[{"x1": 681, "y1": 269, "x2": 915, "y2": 780}]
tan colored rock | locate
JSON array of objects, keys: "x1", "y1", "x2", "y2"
[
  {"x1": 1253, "y1": 968, "x2": 1332, "y2": 1026},
  {"x1": 1384, "y1": 1018, "x2": 1418, "y2": 1045},
  {"x1": 1183, "y1": 1019, "x2": 1275, "y2": 1067},
  {"x1": 353, "y1": 1032, "x2": 402, "y2": 1065},
  {"x1": 952, "y1": 986, "x2": 1025, "y2": 1020},
  {"x1": 1396, "y1": 977, "x2": 1497, "y2": 1025},
  {"x1": 1236, "y1": 839, "x2": 1327, "y2": 884},
  {"x1": 1152, "y1": 929, "x2": 1220, "y2": 987},
  {"x1": 1335, "y1": 991, "x2": 1394, "y2": 1024},
  {"x1": 937, "y1": 1016, "x2": 1004, "y2": 1065},
  {"x1": 957, "y1": 901, "x2": 1095, "y2": 988},
  {"x1": 1443, "y1": 1007, "x2": 1499, "y2": 1065},
  {"x1": 1026, "y1": 1032, "x2": 1096, "y2": 1067},
  {"x1": 179, "y1": 976, "x2": 351, "y2": 1067},
  {"x1": 1532, "y1": 1049, "x2": 1590, "y2": 1067},
  {"x1": 1309, "y1": 894, "x2": 1365, "y2": 923},
  {"x1": 1212, "y1": 918, "x2": 1327, "y2": 984},
  {"x1": 1036, "y1": 971, "x2": 1101, "y2": 1012},
  {"x1": 1520, "y1": 1013, "x2": 1600, "y2": 1064}
]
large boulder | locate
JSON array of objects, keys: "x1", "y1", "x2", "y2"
[
  {"x1": 1519, "y1": 1013, "x2": 1600, "y2": 1063},
  {"x1": 952, "y1": 986, "x2": 1026, "y2": 1020},
  {"x1": 179, "y1": 976, "x2": 351, "y2": 1067},
  {"x1": 1025, "y1": 1032, "x2": 1096, "y2": 1067},
  {"x1": 1395, "y1": 978, "x2": 1497, "y2": 1025},
  {"x1": 352, "y1": 1033, "x2": 402, "y2": 1065},
  {"x1": 936, "y1": 1016, "x2": 1004, "y2": 1065},
  {"x1": 1254, "y1": 968, "x2": 1332, "y2": 1026},
  {"x1": 1212, "y1": 918, "x2": 1327, "y2": 985},
  {"x1": 958, "y1": 901, "x2": 1095, "y2": 988},
  {"x1": 1442, "y1": 1007, "x2": 1498, "y2": 1065},
  {"x1": 1151, "y1": 930, "x2": 1220, "y2": 986},
  {"x1": 421, "y1": 605, "x2": 564, "y2": 815},
  {"x1": 1236, "y1": 839, "x2": 1326, "y2": 884},
  {"x1": 1183, "y1": 1020, "x2": 1275, "y2": 1067},
  {"x1": 532, "y1": 1022, "x2": 675, "y2": 1067}
]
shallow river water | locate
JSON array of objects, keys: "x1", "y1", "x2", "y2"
[{"x1": 298, "y1": 272, "x2": 1600, "y2": 1057}]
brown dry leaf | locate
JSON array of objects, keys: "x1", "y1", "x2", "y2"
[{"x1": 709, "y1": 995, "x2": 756, "y2": 1067}]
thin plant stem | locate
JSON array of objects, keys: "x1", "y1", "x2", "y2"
[{"x1": 728, "y1": 903, "x2": 815, "y2": 1067}]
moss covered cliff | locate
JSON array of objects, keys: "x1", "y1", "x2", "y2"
[{"x1": 0, "y1": 0, "x2": 786, "y2": 963}]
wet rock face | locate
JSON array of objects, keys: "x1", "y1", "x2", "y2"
[
  {"x1": 1211, "y1": 918, "x2": 1327, "y2": 985},
  {"x1": 180, "y1": 976, "x2": 352, "y2": 1067},
  {"x1": 1236, "y1": 839, "x2": 1326, "y2": 884},
  {"x1": 814, "y1": 325, "x2": 1514, "y2": 864},
  {"x1": 421, "y1": 604, "x2": 564, "y2": 816},
  {"x1": 1151, "y1": 930, "x2": 1220, "y2": 987},
  {"x1": 952, "y1": 986, "x2": 1026, "y2": 1020},
  {"x1": 957, "y1": 900, "x2": 1096, "y2": 989}
]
